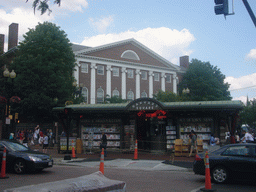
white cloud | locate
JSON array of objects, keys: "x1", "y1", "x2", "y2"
[
  {"x1": 246, "y1": 48, "x2": 256, "y2": 60},
  {"x1": 225, "y1": 73, "x2": 256, "y2": 103},
  {"x1": 225, "y1": 73, "x2": 256, "y2": 91},
  {"x1": 80, "y1": 27, "x2": 195, "y2": 64},
  {"x1": 56, "y1": 0, "x2": 88, "y2": 12},
  {"x1": 89, "y1": 16, "x2": 114, "y2": 33},
  {"x1": 0, "y1": 0, "x2": 89, "y2": 52}
]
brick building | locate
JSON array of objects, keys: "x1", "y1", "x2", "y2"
[{"x1": 72, "y1": 39, "x2": 189, "y2": 104}]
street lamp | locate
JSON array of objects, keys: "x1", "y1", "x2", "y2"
[
  {"x1": 3, "y1": 68, "x2": 17, "y2": 139},
  {"x1": 182, "y1": 88, "x2": 190, "y2": 94}
]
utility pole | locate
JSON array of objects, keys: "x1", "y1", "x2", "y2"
[{"x1": 242, "y1": 0, "x2": 256, "y2": 28}]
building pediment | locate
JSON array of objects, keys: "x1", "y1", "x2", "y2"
[{"x1": 75, "y1": 38, "x2": 180, "y2": 71}]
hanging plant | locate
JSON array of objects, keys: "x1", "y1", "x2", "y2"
[{"x1": 10, "y1": 96, "x2": 21, "y2": 103}]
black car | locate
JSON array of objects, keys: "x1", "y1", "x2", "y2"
[
  {"x1": 193, "y1": 143, "x2": 256, "y2": 184},
  {"x1": 0, "y1": 140, "x2": 53, "y2": 174}
]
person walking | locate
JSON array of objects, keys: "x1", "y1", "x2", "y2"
[
  {"x1": 240, "y1": 130, "x2": 254, "y2": 143},
  {"x1": 42, "y1": 132, "x2": 49, "y2": 153},
  {"x1": 100, "y1": 132, "x2": 107, "y2": 157},
  {"x1": 189, "y1": 130, "x2": 198, "y2": 157}
]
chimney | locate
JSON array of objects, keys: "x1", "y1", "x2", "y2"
[
  {"x1": 8, "y1": 23, "x2": 19, "y2": 50},
  {"x1": 180, "y1": 55, "x2": 189, "y2": 69},
  {"x1": 0, "y1": 34, "x2": 4, "y2": 53}
]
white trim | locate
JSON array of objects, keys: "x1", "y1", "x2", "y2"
[
  {"x1": 76, "y1": 55, "x2": 178, "y2": 74},
  {"x1": 75, "y1": 38, "x2": 180, "y2": 70},
  {"x1": 121, "y1": 50, "x2": 140, "y2": 60},
  {"x1": 161, "y1": 72, "x2": 166, "y2": 92},
  {"x1": 106, "y1": 65, "x2": 112, "y2": 97},
  {"x1": 149, "y1": 71, "x2": 154, "y2": 98},
  {"x1": 173, "y1": 73, "x2": 177, "y2": 94},
  {"x1": 90, "y1": 63, "x2": 96, "y2": 104},
  {"x1": 136, "y1": 69, "x2": 140, "y2": 99},
  {"x1": 121, "y1": 67, "x2": 127, "y2": 100}
]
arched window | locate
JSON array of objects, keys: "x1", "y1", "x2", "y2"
[
  {"x1": 97, "y1": 87, "x2": 104, "y2": 104},
  {"x1": 121, "y1": 50, "x2": 140, "y2": 60},
  {"x1": 81, "y1": 87, "x2": 88, "y2": 104},
  {"x1": 127, "y1": 91, "x2": 134, "y2": 101},
  {"x1": 141, "y1": 91, "x2": 147, "y2": 98},
  {"x1": 112, "y1": 89, "x2": 120, "y2": 97}
]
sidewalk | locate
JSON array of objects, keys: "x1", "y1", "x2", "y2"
[{"x1": 30, "y1": 145, "x2": 195, "y2": 170}]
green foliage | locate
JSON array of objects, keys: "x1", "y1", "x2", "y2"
[
  {"x1": 153, "y1": 90, "x2": 182, "y2": 102},
  {"x1": 178, "y1": 59, "x2": 232, "y2": 101},
  {"x1": 26, "y1": 0, "x2": 61, "y2": 15},
  {"x1": 239, "y1": 99, "x2": 256, "y2": 128},
  {"x1": 11, "y1": 22, "x2": 75, "y2": 122},
  {"x1": 104, "y1": 95, "x2": 127, "y2": 103}
]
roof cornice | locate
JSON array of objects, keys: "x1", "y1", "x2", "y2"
[
  {"x1": 76, "y1": 38, "x2": 180, "y2": 71},
  {"x1": 76, "y1": 54, "x2": 179, "y2": 72}
]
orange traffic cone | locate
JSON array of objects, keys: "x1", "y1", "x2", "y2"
[
  {"x1": 133, "y1": 140, "x2": 138, "y2": 160},
  {"x1": 0, "y1": 147, "x2": 9, "y2": 179},
  {"x1": 200, "y1": 151, "x2": 216, "y2": 192},
  {"x1": 99, "y1": 148, "x2": 104, "y2": 174},
  {"x1": 72, "y1": 140, "x2": 76, "y2": 158}
]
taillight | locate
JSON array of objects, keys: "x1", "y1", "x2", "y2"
[{"x1": 195, "y1": 154, "x2": 203, "y2": 161}]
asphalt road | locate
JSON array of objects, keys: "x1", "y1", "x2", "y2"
[{"x1": 1, "y1": 162, "x2": 256, "y2": 192}]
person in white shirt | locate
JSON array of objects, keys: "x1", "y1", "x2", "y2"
[
  {"x1": 241, "y1": 130, "x2": 254, "y2": 143},
  {"x1": 43, "y1": 133, "x2": 49, "y2": 153}
]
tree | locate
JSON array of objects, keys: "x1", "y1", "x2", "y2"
[
  {"x1": 239, "y1": 99, "x2": 256, "y2": 129},
  {"x1": 178, "y1": 59, "x2": 231, "y2": 101},
  {"x1": 11, "y1": 22, "x2": 76, "y2": 122},
  {"x1": 104, "y1": 95, "x2": 127, "y2": 103},
  {"x1": 153, "y1": 90, "x2": 184, "y2": 102},
  {"x1": 26, "y1": 0, "x2": 61, "y2": 15}
]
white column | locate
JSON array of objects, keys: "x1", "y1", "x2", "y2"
[
  {"x1": 173, "y1": 73, "x2": 177, "y2": 94},
  {"x1": 90, "y1": 63, "x2": 97, "y2": 104},
  {"x1": 161, "y1": 73, "x2": 166, "y2": 92},
  {"x1": 121, "y1": 67, "x2": 127, "y2": 100},
  {"x1": 73, "y1": 61, "x2": 80, "y2": 84},
  {"x1": 135, "y1": 69, "x2": 141, "y2": 99},
  {"x1": 149, "y1": 71, "x2": 154, "y2": 98},
  {"x1": 106, "y1": 65, "x2": 112, "y2": 98}
]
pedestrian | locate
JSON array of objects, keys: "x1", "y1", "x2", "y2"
[
  {"x1": 48, "y1": 129, "x2": 53, "y2": 148},
  {"x1": 100, "y1": 132, "x2": 107, "y2": 157},
  {"x1": 23, "y1": 129, "x2": 28, "y2": 147},
  {"x1": 9, "y1": 133, "x2": 14, "y2": 140},
  {"x1": 209, "y1": 133, "x2": 219, "y2": 146},
  {"x1": 39, "y1": 129, "x2": 44, "y2": 145},
  {"x1": 240, "y1": 130, "x2": 254, "y2": 143},
  {"x1": 19, "y1": 130, "x2": 25, "y2": 144},
  {"x1": 235, "y1": 132, "x2": 240, "y2": 143},
  {"x1": 189, "y1": 130, "x2": 198, "y2": 157},
  {"x1": 33, "y1": 125, "x2": 40, "y2": 144},
  {"x1": 42, "y1": 132, "x2": 49, "y2": 153}
]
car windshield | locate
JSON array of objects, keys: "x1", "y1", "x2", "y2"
[{"x1": 6, "y1": 142, "x2": 29, "y2": 152}]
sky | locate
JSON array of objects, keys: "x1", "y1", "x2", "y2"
[{"x1": 0, "y1": 0, "x2": 256, "y2": 104}]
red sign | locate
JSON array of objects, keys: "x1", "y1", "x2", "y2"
[{"x1": 137, "y1": 110, "x2": 167, "y2": 118}]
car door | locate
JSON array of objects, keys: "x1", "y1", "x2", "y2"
[
  {"x1": 222, "y1": 145, "x2": 253, "y2": 172},
  {"x1": 251, "y1": 145, "x2": 256, "y2": 176},
  {"x1": 0, "y1": 143, "x2": 4, "y2": 167}
]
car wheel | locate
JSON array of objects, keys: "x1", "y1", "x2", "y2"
[
  {"x1": 212, "y1": 166, "x2": 229, "y2": 184},
  {"x1": 13, "y1": 159, "x2": 26, "y2": 174}
]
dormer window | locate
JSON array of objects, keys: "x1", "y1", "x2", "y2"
[{"x1": 121, "y1": 50, "x2": 140, "y2": 61}]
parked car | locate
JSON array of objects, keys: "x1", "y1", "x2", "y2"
[
  {"x1": 0, "y1": 140, "x2": 53, "y2": 174},
  {"x1": 193, "y1": 143, "x2": 256, "y2": 184}
]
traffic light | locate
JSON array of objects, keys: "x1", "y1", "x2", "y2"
[{"x1": 214, "y1": 0, "x2": 229, "y2": 15}]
